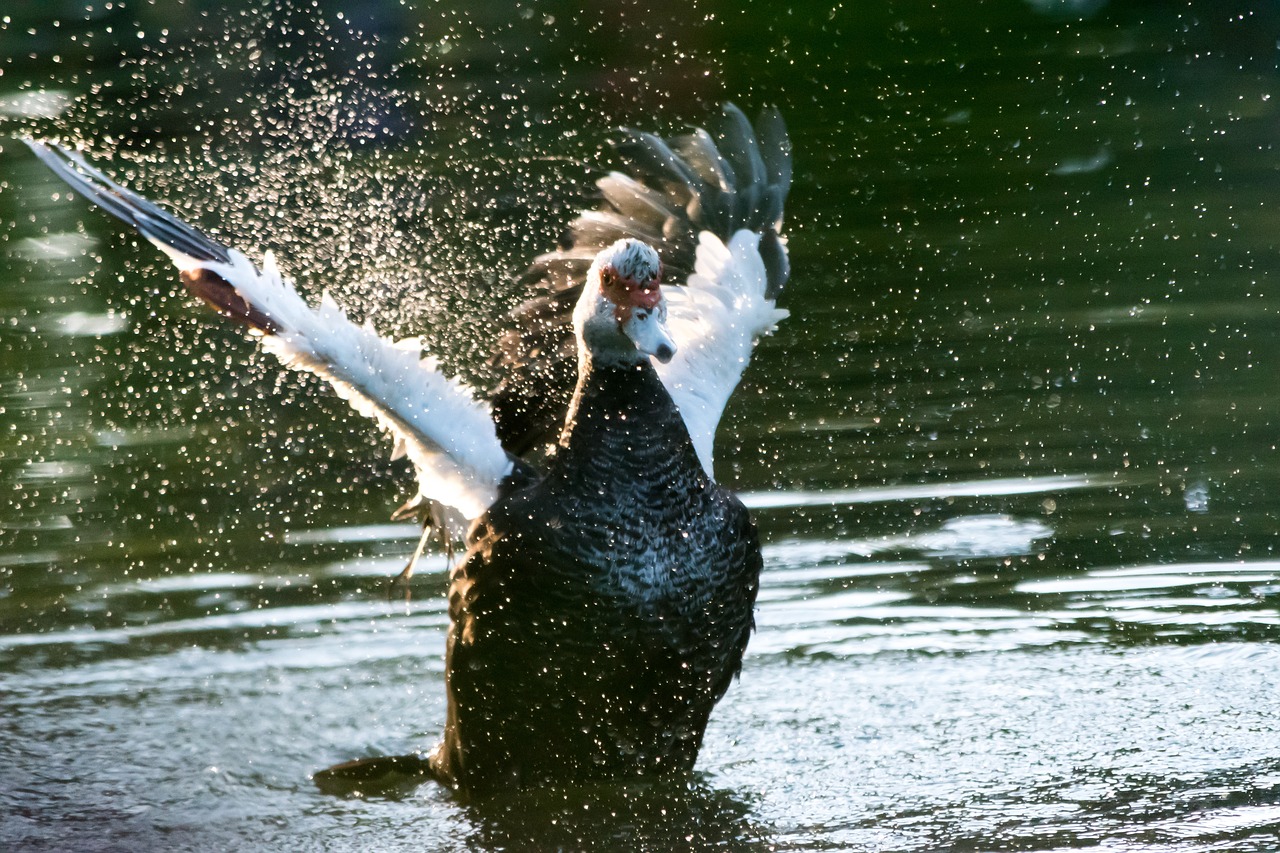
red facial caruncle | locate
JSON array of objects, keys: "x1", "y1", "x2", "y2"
[{"x1": 601, "y1": 262, "x2": 663, "y2": 322}]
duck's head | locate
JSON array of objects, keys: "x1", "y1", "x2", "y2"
[{"x1": 574, "y1": 238, "x2": 676, "y2": 367}]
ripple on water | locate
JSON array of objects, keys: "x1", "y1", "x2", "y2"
[
  {"x1": 755, "y1": 527, "x2": 1074, "y2": 657},
  {"x1": 754, "y1": 512, "x2": 1280, "y2": 657},
  {"x1": 740, "y1": 473, "x2": 1113, "y2": 510},
  {"x1": 1017, "y1": 561, "x2": 1280, "y2": 636},
  {"x1": 1018, "y1": 561, "x2": 1280, "y2": 595},
  {"x1": 852, "y1": 514, "x2": 1053, "y2": 559}
]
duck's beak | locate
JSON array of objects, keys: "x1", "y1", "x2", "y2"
[{"x1": 621, "y1": 302, "x2": 677, "y2": 364}]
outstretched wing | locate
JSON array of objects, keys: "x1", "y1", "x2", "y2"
[
  {"x1": 490, "y1": 103, "x2": 792, "y2": 473},
  {"x1": 25, "y1": 140, "x2": 513, "y2": 520},
  {"x1": 656, "y1": 230, "x2": 789, "y2": 477}
]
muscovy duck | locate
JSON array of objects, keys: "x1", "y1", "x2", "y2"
[{"x1": 25, "y1": 104, "x2": 791, "y2": 796}]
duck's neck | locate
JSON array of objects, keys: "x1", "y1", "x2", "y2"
[{"x1": 553, "y1": 356, "x2": 704, "y2": 489}]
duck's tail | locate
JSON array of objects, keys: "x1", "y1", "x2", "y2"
[
  {"x1": 312, "y1": 751, "x2": 440, "y2": 797},
  {"x1": 25, "y1": 140, "x2": 513, "y2": 520}
]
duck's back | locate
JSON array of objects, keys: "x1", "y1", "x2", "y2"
[{"x1": 431, "y1": 362, "x2": 761, "y2": 795}]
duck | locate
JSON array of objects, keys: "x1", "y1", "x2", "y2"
[{"x1": 25, "y1": 103, "x2": 791, "y2": 797}]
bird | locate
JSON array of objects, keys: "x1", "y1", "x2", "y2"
[{"x1": 25, "y1": 103, "x2": 791, "y2": 798}]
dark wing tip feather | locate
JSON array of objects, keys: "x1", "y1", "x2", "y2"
[
  {"x1": 759, "y1": 229, "x2": 791, "y2": 301},
  {"x1": 717, "y1": 103, "x2": 767, "y2": 191},
  {"x1": 23, "y1": 138, "x2": 233, "y2": 266},
  {"x1": 25, "y1": 139, "x2": 280, "y2": 336},
  {"x1": 754, "y1": 106, "x2": 793, "y2": 198}
]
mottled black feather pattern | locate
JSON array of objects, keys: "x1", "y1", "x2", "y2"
[
  {"x1": 490, "y1": 104, "x2": 792, "y2": 457},
  {"x1": 431, "y1": 360, "x2": 761, "y2": 796}
]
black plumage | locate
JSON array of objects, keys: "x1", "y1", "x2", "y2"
[{"x1": 433, "y1": 359, "x2": 761, "y2": 795}]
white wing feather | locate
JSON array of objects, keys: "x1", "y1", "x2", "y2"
[
  {"x1": 656, "y1": 229, "x2": 789, "y2": 479},
  {"x1": 152, "y1": 241, "x2": 512, "y2": 519}
]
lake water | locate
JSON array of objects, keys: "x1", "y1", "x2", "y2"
[{"x1": 3, "y1": 1, "x2": 1280, "y2": 850}]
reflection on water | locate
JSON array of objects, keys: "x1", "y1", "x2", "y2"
[
  {"x1": 460, "y1": 780, "x2": 770, "y2": 851},
  {"x1": 5, "y1": 0, "x2": 1280, "y2": 850}
]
